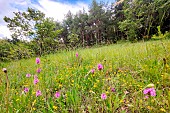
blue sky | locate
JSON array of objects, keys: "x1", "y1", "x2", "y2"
[
  {"x1": 0, "y1": 0, "x2": 115, "y2": 38},
  {"x1": 35, "y1": 0, "x2": 114, "y2": 4}
]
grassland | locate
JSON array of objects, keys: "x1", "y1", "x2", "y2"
[{"x1": 0, "y1": 40, "x2": 170, "y2": 112}]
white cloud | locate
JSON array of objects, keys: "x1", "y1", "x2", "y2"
[
  {"x1": 0, "y1": 0, "x2": 31, "y2": 38},
  {"x1": 32, "y1": 0, "x2": 89, "y2": 22},
  {"x1": 0, "y1": 25, "x2": 12, "y2": 39},
  {"x1": 0, "y1": 0, "x2": 115, "y2": 39},
  {"x1": 0, "y1": 0, "x2": 89, "y2": 39},
  {"x1": 0, "y1": 0, "x2": 17, "y2": 25}
]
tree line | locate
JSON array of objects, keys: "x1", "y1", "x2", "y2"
[{"x1": 0, "y1": 0, "x2": 170, "y2": 61}]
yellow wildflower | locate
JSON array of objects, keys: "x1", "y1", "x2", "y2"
[
  {"x1": 93, "y1": 83, "x2": 97, "y2": 88},
  {"x1": 120, "y1": 99, "x2": 124, "y2": 103},
  {"x1": 53, "y1": 106, "x2": 57, "y2": 110},
  {"x1": 147, "y1": 106, "x2": 152, "y2": 110},
  {"x1": 160, "y1": 108, "x2": 166, "y2": 112},
  {"x1": 59, "y1": 84, "x2": 62, "y2": 87},
  {"x1": 106, "y1": 91, "x2": 109, "y2": 94}
]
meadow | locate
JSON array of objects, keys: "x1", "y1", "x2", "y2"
[{"x1": 0, "y1": 40, "x2": 170, "y2": 113}]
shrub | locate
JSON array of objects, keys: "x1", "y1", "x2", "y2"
[
  {"x1": 0, "y1": 39, "x2": 13, "y2": 61},
  {"x1": 0, "y1": 39, "x2": 34, "y2": 61},
  {"x1": 152, "y1": 26, "x2": 170, "y2": 39}
]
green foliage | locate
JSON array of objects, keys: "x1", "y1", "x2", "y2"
[
  {"x1": 67, "y1": 33, "x2": 79, "y2": 49},
  {"x1": 3, "y1": 8, "x2": 64, "y2": 56},
  {"x1": 152, "y1": 26, "x2": 170, "y2": 39},
  {"x1": 1, "y1": 0, "x2": 170, "y2": 61},
  {"x1": 119, "y1": 19, "x2": 139, "y2": 41},
  {"x1": 3, "y1": 7, "x2": 45, "y2": 41},
  {"x1": 33, "y1": 17, "x2": 63, "y2": 55},
  {"x1": 0, "y1": 40, "x2": 13, "y2": 61},
  {"x1": 10, "y1": 42, "x2": 35, "y2": 60},
  {"x1": 0, "y1": 40, "x2": 34, "y2": 62},
  {"x1": 164, "y1": 31, "x2": 170, "y2": 39},
  {"x1": 117, "y1": 0, "x2": 170, "y2": 41},
  {"x1": 1, "y1": 40, "x2": 170, "y2": 112}
]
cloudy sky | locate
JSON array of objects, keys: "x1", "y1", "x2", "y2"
[{"x1": 0, "y1": 0, "x2": 115, "y2": 39}]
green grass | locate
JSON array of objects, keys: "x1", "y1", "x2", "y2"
[{"x1": 0, "y1": 40, "x2": 170, "y2": 112}]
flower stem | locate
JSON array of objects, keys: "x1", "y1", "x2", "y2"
[{"x1": 5, "y1": 73, "x2": 9, "y2": 113}]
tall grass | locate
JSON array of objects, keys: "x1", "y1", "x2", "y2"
[{"x1": 0, "y1": 40, "x2": 170, "y2": 112}]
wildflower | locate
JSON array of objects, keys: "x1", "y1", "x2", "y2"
[
  {"x1": 53, "y1": 106, "x2": 57, "y2": 110},
  {"x1": 143, "y1": 88, "x2": 156, "y2": 97},
  {"x1": 2, "y1": 68, "x2": 7, "y2": 73},
  {"x1": 89, "y1": 90, "x2": 95, "y2": 94},
  {"x1": 26, "y1": 74, "x2": 31, "y2": 78},
  {"x1": 34, "y1": 75, "x2": 38, "y2": 79},
  {"x1": 160, "y1": 108, "x2": 166, "y2": 112},
  {"x1": 120, "y1": 99, "x2": 124, "y2": 103},
  {"x1": 111, "y1": 88, "x2": 116, "y2": 92},
  {"x1": 36, "y1": 58, "x2": 40, "y2": 64},
  {"x1": 36, "y1": 90, "x2": 42, "y2": 97},
  {"x1": 59, "y1": 84, "x2": 62, "y2": 87},
  {"x1": 91, "y1": 69, "x2": 95, "y2": 74},
  {"x1": 36, "y1": 68, "x2": 41, "y2": 73},
  {"x1": 124, "y1": 90, "x2": 129, "y2": 95},
  {"x1": 54, "y1": 92, "x2": 60, "y2": 98},
  {"x1": 139, "y1": 99, "x2": 143, "y2": 103},
  {"x1": 147, "y1": 106, "x2": 152, "y2": 110},
  {"x1": 108, "y1": 77, "x2": 111, "y2": 80},
  {"x1": 145, "y1": 95, "x2": 149, "y2": 99},
  {"x1": 101, "y1": 93, "x2": 107, "y2": 100},
  {"x1": 98, "y1": 64, "x2": 103, "y2": 70},
  {"x1": 34, "y1": 78, "x2": 39, "y2": 85},
  {"x1": 106, "y1": 91, "x2": 109, "y2": 94},
  {"x1": 76, "y1": 52, "x2": 78, "y2": 57},
  {"x1": 93, "y1": 83, "x2": 97, "y2": 88},
  {"x1": 24, "y1": 88, "x2": 29, "y2": 93}
]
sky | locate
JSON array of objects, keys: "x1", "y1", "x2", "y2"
[{"x1": 0, "y1": 0, "x2": 115, "y2": 39}]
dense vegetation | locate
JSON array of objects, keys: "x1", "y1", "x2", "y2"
[
  {"x1": 0, "y1": 40, "x2": 170, "y2": 112},
  {"x1": 0, "y1": 0, "x2": 170, "y2": 61},
  {"x1": 1, "y1": 0, "x2": 170, "y2": 112}
]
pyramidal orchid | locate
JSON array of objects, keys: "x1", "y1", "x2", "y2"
[{"x1": 36, "y1": 58, "x2": 40, "y2": 64}]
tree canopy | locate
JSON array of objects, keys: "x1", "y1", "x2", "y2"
[{"x1": 1, "y1": 0, "x2": 170, "y2": 61}]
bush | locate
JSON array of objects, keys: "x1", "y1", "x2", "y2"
[
  {"x1": 0, "y1": 39, "x2": 35, "y2": 62},
  {"x1": 152, "y1": 26, "x2": 170, "y2": 40},
  {"x1": 164, "y1": 31, "x2": 170, "y2": 39},
  {"x1": 10, "y1": 43, "x2": 35, "y2": 60},
  {"x1": 0, "y1": 39, "x2": 12, "y2": 61}
]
